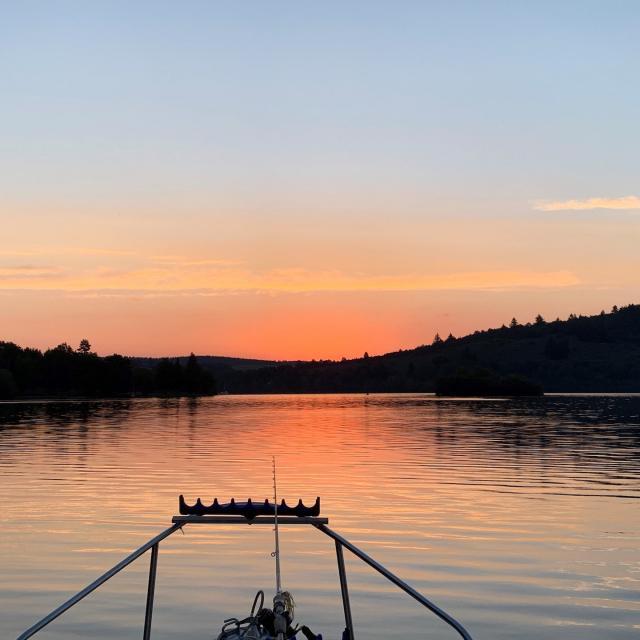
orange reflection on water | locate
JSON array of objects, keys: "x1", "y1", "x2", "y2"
[{"x1": 1, "y1": 395, "x2": 639, "y2": 640}]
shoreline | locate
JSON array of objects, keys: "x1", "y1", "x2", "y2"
[{"x1": 2, "y1": 390, "x2": 640, "y2": 404}]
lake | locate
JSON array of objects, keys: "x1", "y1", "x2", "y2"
[{"x1": 1, "y1": 394, "x2": 639, "y2": 640}]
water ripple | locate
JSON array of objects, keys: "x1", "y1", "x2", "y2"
[{"x1": 0, "y1": 394, "x2": 639, "y2": 640}]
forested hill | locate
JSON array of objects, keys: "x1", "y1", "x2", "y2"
[
  {"x1": 221, "y1": 305, "x2": 640, "y2": 394},
  {"x1": 132, "y1": 354, "x2": 286, "y2": 375},
  {"x1": 2, "y1": 305, "x2": 639, "y2": 398}
]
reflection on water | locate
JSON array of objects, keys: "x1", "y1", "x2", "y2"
[{"x1": 1, "y1": 394, "x2": 639, "y2": 640}]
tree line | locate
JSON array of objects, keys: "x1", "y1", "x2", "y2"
[
  {"x1": 0, "y1": 340, "x2": 216, "y2": 399},
  {"x1": 2, "y1": 304, "x2": 638, "y2": 398},
  {"x1": 221, "y1": 304, "x2": 640, "y2": 394}
]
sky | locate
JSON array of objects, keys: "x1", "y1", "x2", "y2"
[{"x1": 1, "y1": 2, "x2": 639, "y2": 360}]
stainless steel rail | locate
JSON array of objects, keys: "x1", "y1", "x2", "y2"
[
  {"x1": 16, "y1": 517, "x2": 473, "y2": 640},
  {"x1": 143, "y1": 542, "x2": 160, "y2": 640},
  {"x1": 334, "y1": 539, "x2": 355, "y2": 640},
  {"x1": 314, "y1": 523, "x2": 473, "y2": 640},
  {"x1": 16, "y1": 522, "x2": 183, "y2": 640}
]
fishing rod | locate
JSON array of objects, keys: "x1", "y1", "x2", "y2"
[
  {"x1": 272, "y1": 456, "x2": 282, "y2": 595},
  {"x1": 271, "y1": 456, "x2": 292, "y2": 640}
]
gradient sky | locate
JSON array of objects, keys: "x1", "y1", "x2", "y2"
[{"x1": 1, "y1": 2, "x2": 639, "y2": 359}]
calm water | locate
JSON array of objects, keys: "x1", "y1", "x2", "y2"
[{"x1": 1, "y1": 394, "x2": 639, "y2": 640}]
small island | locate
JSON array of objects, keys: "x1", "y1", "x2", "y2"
[{"x1": 435, "y1": 368, "x2": 543, "y2": 397}]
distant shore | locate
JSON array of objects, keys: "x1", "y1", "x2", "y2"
[{"x1": 3, "y1": 305, "x2": 640, "y2": 399}]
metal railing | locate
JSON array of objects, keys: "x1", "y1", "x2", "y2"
[
  {"x1": 16, "y1": 522, "x2": 183, "y2": 640},
  {"x1": 16, "y1": 516, "x2": 473, "y2": 640},
  {"x1": 314, "y1": 523, "x2": 472, "y2": 640}
]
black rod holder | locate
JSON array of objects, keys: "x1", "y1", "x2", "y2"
[{"x1": 179, "y1": 495, "x2": 321, "y2": 520}]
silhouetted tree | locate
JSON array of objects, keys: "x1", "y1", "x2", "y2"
[
  {"x1": 78, "y1": 339, "x2": 92, "y2": 354},
  {"x1": 132, "y1": 366, "x2": 154, "y2": 395},
  {"x1": 432, "y1": 333, "x2": 443, "y2": 345},
  {"x1": 155, "y1": 358, "x2": 183, "y2": 394},
  {"x1": 510, "y1": 318, "x2": 518, "y2": 329},
  {"x1": 184, "y1": 352, "x2": 214, "y2": 394},
  {"x1": 54, "y1": 343, "x2": 74, "y2": 354},
  {"x1": 535, "y1": 314, "x2": 545, "y2": 325},
  {"x1": 0, "y1": 339, "x2": 217, "y2": 398},
  {"x1": 43, "y1": 343, "x2": 76, "y2": 392},
  {"x1": 100, "y1": 354, "x2": 132, "y2": 394},
  {"x1": 0, "y1": 369, "x2": 17, "y2": 399}
]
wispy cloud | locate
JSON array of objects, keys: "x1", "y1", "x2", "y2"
[
  {"x1": 0, "y1": 265, "x2": 64, "y2": 279},
  {"x1": 150, "y1": 255, "x2": 244, "y2": 267},
  {"x1": 534, "y1": 195, "x2": 640, "y2": 211},
  {"x1": 0, "y1": 262, "x2": 579, "y2": 294},
  {"x1": 255, "y1": 268, "x2": 580, "y2": 292},
  {"x1": 61, "y1": 247, "x2": 137, "y2": 257},
  {"x1": 0, "y1": 247, "x2": 136, "y2": 258}
]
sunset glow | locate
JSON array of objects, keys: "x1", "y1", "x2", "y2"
[
  {"x1": 2, "y1": 7, "x2": 640, "y2": 638},
  {"x1": 1, "y1": 4, "x2": 639, "y2": 359}
]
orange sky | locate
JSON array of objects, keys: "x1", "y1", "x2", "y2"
[
  {"x1": 2, "y1": 5, "x2": 639, "y2": 359},
  {"x1": 2, "y1": 205, "x2": 638, "y2": 360}
]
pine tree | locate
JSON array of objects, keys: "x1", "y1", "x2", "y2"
[{"x1": 77, "y1": 339, "x2": 92, "y2": 354}]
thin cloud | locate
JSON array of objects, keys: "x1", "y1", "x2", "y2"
[
  {"x1": 0, "y1": 250, "x2": 42, "y2": 257},
  {"x1": 0, "y1": 265, "x2": 579, "y2": 294},
  {"x1": 534, "y1": 195, "x2": 640, "y2": 211},
  {"x1": 0, "y1": 265, "x2": 64, "y2": 279},
  {"x1": 62, "y1": 247, "x2": 137, "y2": 257},
  {"x1": 0, "y1": 247, "x2": 136, "y2": 258},
  {"x1": 258, "y1": 268, "x2": 580, "y2": 292},
  {"x1": 150, "y1": 255, "x2": 244, "y2": 267}
]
